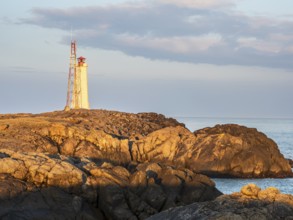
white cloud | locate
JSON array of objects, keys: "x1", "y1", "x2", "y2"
[
  {"x1": 237, "y1": 37, "x2": 281, "y2": 53},
  {"x1": 116, "y1": 33, "x2": 223, "y2": 54},
  {"x1": 21, "y1": 0, "x2": 293, "y2": 69},
  {"x1": 156, "y1": 0, "x2": 235, "y2": 9}
]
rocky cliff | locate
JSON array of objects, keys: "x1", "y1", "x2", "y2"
[
  {"x1": 0, "y1": 109, "x2": 292, "y2": 219},
  {"x1": 0, "y1": 110, "x2": 291, "y2": 178},
  {"x1": 0, "y1": 149, "x2": 221, "y2": 219},
  {"x1": 131, "y1": 124, "x2": 292, "y2": 178},
  {"x1": 0, "y1": 110, "x2": 219, "y2": 219},
  {"x1": 0, "y1": 110, "x2": 183, "y2": 164}
]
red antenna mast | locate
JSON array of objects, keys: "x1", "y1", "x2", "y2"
[{"x1": 65, "y1": 41, "x2": 77, "y2": 110}]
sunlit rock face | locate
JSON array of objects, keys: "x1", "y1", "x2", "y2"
[
  {"x1": 131, "y1": 124, "x2": 292, "y2": 178},
  {"x1": 0, "y1": 110, "x2": 290, "y2": 178},
  {"x1": 0, "y1": 149, "x2": 85, "y2": 192},
  {"x1": 0, "y1": 110, "x2": 183, "y2": 165},
  {"x1": 131, "y1": 126, "x2": 196, "y2": 165},
  {"x1": 192, "y1": 124, "x2": 292, "y2": 177},
  {"x1": 147, "y1": 183, "x2": 293, "y2": 220}
]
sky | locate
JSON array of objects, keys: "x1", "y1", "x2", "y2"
[{"x1": 0, "y1": 0, "x2": 293, "y2": 118}]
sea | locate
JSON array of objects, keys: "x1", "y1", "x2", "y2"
[{"x1": 175, "y1": 117, "x2": 293, "y2": 195}]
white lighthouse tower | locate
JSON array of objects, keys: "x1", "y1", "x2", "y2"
[
  {"x1": 65, "y1": 41, "x2": 90, "y2": 110},
  {"x1": 74, "y1": 56, "x2": 90, "y2": 109}
]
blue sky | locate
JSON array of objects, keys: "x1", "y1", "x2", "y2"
[{"x1": 1, "y1": 0, "x2": 293, "y2": 118}]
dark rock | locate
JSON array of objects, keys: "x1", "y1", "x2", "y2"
[
  {"x1": 99, "y1": 184, "x2": 137, "y2": 220},
  {"x1": 86, "y1": 162, "x2": 221, "y2": 219},
  {"x1": 0, "y1": 146, "x2": 220, "y2": 219},
  {"x1": 147, "y1": 184, "x2": 293, "y2": 220},
  {"x1": 0, "y1": 174, "x2": 36, "y2": 200},
  {"x1": 0, "y1": 176, "x2": 102, "y2": 220}
]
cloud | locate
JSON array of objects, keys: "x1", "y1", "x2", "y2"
[
  {"x1": 20, "y1": 1, "x2": 293, "y2": 69},
  {"x1": 116, "y1": 33, "x2": 223, "y2": 54},
  {"x1": 237, "y1": 37, "x2": 281, "y2": 53},
  {"x1": 156, "y1": 0, "x2": 236, "y2": 9}
]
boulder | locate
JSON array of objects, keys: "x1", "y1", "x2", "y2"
[
  {"x1": 147, "y1": 184, "x2": 293, "y2": 220},
  {"x1": 240, "y1": 183, "x2": 261, "y2": 198},
  {"x1": 193, "y1": 124, "x2": 292, "y2": 177},
  {"x1": 132, "y1": 124, "x2": 292, "y2": 178},
  {"x1": 131, "y1": 126, "x2": 195, "y2": 166}
]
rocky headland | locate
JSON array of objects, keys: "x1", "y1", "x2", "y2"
[{"x1": 0, "y1": 109, "x2": 292, "y2": 219}]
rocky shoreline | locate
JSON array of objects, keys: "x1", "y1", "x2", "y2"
[
  {"x1": 147, "y1": 183, "x2": 293, "y2": 220},
  {"x1": 0, "y1": 109, "x2": 292, "y2": 219}
]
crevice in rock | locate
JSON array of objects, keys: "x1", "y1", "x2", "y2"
[
  {"x1": 43, "y1": 136, "x2": 61, "y2": 154},
  {"x1": 104, "y1": 131, "x2": 129, "y2": 140},
  {"x1": 129, "y1": 141, "x2": 134, "y2": 161}
]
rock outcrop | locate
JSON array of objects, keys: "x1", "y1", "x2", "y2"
[
  {"x1": 0, "y1": 110, "x2": 291, "y2": 178},
  {"x1": 132, "y1": 124, "x2": 292, "y2": 178},
  {"x1": 0, "y1": 109, "x2": 222, "y2": 218},
  {"x1": 0, "y1": 175, "x2": 103, "y2": 220},
  {"x1": 36, "y1": 109, "x2": 184, "y2": 139},
  {"x1": 93, "y1": 162, "x2": 221, "y2": 219},
  {"x1": 287, "y1": 158, "x2": 293, "y2": 168},
  {"x1": 192, "y1": 124, "x2": 292, "y2": 177},
  {"x1": 0, "y1": 149, "x2": 85, "y2": 192},
  {"x1": 131, "y1": 126, "x2": 195, "y2": 166},
  {"x1": 147, "y1": 183, "x2": 293, "y2": 220},
  {"x1": 0, "y1": 109, "x2": 292, "y2": 219},
  {"x1": 0, "y1": 110, "x2": 182, "y2": 165},
  {"x1": 0, "y1": 149, "x2": 221, "y2": 220}
]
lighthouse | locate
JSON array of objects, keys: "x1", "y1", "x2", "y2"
[
  {"x1": 65, "y1": 41, "x2": 90, "y2": 110},
  {"x1": 74, "y1": 56, "x2": 89, "y2": 109}
]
